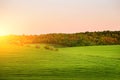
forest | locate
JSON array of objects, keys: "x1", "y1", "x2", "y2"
[{"x1": 6, "y1": 31, "x2": 120, "y2": 47}]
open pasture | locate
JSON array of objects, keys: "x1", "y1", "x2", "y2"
[{"x1": 0, "y1": 44, "x2": 120, "y2": 80}]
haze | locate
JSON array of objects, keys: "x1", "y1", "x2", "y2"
[{"x1": 0, "y1": 0, "x2": 120, "y2": 35}]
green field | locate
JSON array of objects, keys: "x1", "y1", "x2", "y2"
[{"x1": 0, "y1": 44, "x2": 120, "y2": 80}]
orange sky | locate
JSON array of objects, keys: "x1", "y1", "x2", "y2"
[{"x1": 0, "y1": 0, "x2": 120, "y2": 35}]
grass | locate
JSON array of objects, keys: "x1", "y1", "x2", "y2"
[{"x1": 0, "y1": 44, "x2": 120, "y2": 80}]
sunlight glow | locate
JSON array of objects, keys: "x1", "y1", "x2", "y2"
[{"x1": 0, "y1": 27, "x2": 10, "y2": 36}]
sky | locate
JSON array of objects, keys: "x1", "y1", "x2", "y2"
[{"x1": 0, "y1": 0, "x2": 120, "y2": 35}]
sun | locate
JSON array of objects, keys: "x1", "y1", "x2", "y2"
[
  {"x1": 0, "y1": 31, "x2": 8, "y2": 36},
  {"x1": 0, "y1": 27, "x2": 10, "y2": 36}
]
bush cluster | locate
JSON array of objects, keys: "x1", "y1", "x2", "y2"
[
  {"x1": 35, "y1": 45, "x2": 40, "y2": 49},
  {"x1": 44, "y1": 45, "x2": 58, "y2": 51}
]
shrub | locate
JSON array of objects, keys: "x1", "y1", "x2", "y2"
[
  {"x1": 26, "y1": 45, "x2": 31, "y2": 47},
  {"x1": 54, "y1": 48, "x2": 59, "y2": 51},
  {"x1": 44, "y1": 45, "x2": 58, "y2": 51},
  {"x1": 35, "y1": 45, "x2": 40, "y2": 49}
]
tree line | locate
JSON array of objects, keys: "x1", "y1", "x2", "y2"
[{"x1": 7, "y1": 31, "x2": 120, "y2": 47}]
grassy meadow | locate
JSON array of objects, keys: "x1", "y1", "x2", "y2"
[{"x1": 0, "y1": 44, "x2": 120, "y2": 80}]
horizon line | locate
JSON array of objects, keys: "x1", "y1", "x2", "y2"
[{"x1": 1, "y1": 30, "x2": 120, "y2": 36}]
